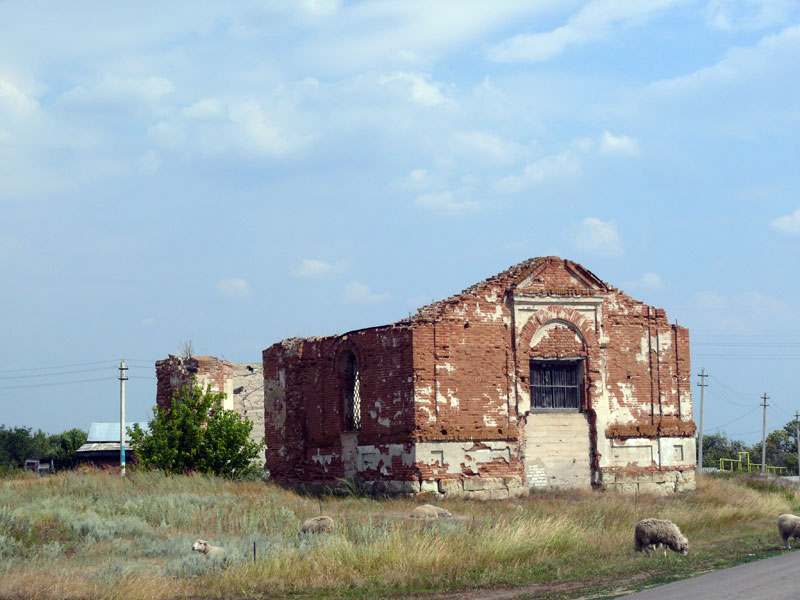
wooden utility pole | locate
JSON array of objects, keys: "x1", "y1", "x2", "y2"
[
  {"x1": 761, "y1": 393, "x2": 769, "y2": 473},
  {"x1": 119, "y1": 360, "x2": 128, "y2": 477},
  {"x1": 697, "y1": 368, "x2": 708, "y2": 471}
]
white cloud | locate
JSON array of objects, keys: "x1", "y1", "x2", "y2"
[
  {"x1": 151, "y1": 96, "x2": 309, "y2": 159},
  {"x1": 690, "y1": 290, "x2": 729, "y2": 310},
  {"x1": 687, "y1": 290, "x2": 800, "y2": 331},
  {"x1": 770, "y1": 208, "x2": 800, "y2": 235},
  {"x1": 379, "y1": 72, "x2": 449, "y2": 106},
  {"x1": 704, "y1": 0, "x2": 797, "y2": 31},
  {"x1": 292, "y1": 258, "x2": 347, "y2": 278},
  {"x1": 57, "y1": 75, "x2": 174, "y2": 113},
  {"x1": 341, "y1": 281, "x2": 389, "y2": 304},
  {"x1": 179, "y1": 98, "x2": 226, "y2": 120},
  {"x1": 449, "y1": 130, "x2": 526, "y2": 164},
  {"x1": 494, "y1": 151, "x2": 578, "y2": 193},
  {"x1": 216, "y1": 278, "x2": 251, "y2": 298},
  {"x1": 641, "y1": 24, "x2": 800, "y2": 137},
  {"x1": 600, "y1": 131, "x2": 640, "y2": 156},
  {"x1": 0, "y1": 78, "x2": 38, "y2": 118},
  {"x1": 414, "y1": 190, "x2": 478, "y2": 213},
  {"x1": 228, "y1": 100, "x2": 305, "y2": 157},
  {"x1": 410, "y1": 168, "x2": 427, "y2": 181},
  {"x1": 567, "y1": 217, "x2": 623, "y2": 258},
  {"x1": 138, "y1": 150, "x2": 160, "y2": 175},
  {"x1": 625, "y1": 272, "x2": 663, "y2": 292},
  {"x1": 487, "y1": 0, "x2": 680, "y2": 62}
]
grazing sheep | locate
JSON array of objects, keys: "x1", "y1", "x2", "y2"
[
  {"x1": 409, "y1": 504, "x2": 453, "y2": 519},
  {"x1": 633, "y1": 519, "x2": 689, "y2": 557},
  {"x1": 300, "y1": 515, "x2": 335, "y2": 534},
  {"x1": 778, "y1": 514, "x2": 800, "y2": 549},
  {"x1": 191, "y1": 539, "x2": 222, "y2": 558}
]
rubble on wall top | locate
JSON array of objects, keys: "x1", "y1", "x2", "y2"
[{"x1": 410, "y1": 256, "x2": 610, "y2": 324}]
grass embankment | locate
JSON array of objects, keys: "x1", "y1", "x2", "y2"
[{"x1": 0, "y1": 471, "x2": 797, "y2": 599}]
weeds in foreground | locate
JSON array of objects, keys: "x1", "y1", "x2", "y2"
[{"x1": 0, "y1": 471, "x2": 796, "y2": 599}]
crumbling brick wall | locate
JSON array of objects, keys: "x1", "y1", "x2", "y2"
[
  {"x1": 259, "y1": 257, "x2": 696, "y2": 496},
  {"x1": 262, "y1": 327, "x2": 415, "y2": 484}
]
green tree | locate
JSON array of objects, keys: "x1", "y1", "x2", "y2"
[
  {"x1": 129, "y1": 381, "x2": 264, "y2": 478},
  {"x1": 0, "y1": 426, "x2": 50, "y2": 468},
  {"x1": 700, "y1": 432, "x2": 747, "y2": 468},
  {"x1": 48, "y1": 428, "x2": 88, "y2": 470}
]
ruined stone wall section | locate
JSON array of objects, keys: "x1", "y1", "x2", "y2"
[
  {"x1": 155, "y1": 356, "x2": 233, "y2": 411},
  {"x1": 262, "y1": 328, "x2": 415, "y2": 483},
  {"x1": 263, "y1": 339, "x2": 306, "y2": 482},
  {"x1": 232, "y1": 363, "x2": 265, "y2": 463}
]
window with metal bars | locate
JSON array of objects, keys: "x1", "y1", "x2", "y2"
[
  {"x1": 343, "y1": 352, "x2": 361, "y2": 430},
  {"x1": 530, "y1": 360, "x2": 582, "y2": 410}
]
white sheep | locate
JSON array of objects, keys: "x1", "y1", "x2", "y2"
[
  {"x1": 409, "y1": 504, "x2": 452, "y2": 519},
  {"x1": 633, "y1": 519, "x2": 689, "y2": 557},
  {"x1": 191, "y1": 539, "x2": 223, "y2": 558},
  {"x1": 300, "y1": 515, "x2": 335, "y2": 534},
  {"x1": 778, "y1": 514, "x2": 800, "y2": 549}
]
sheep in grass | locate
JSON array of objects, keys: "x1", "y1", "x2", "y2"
[
  {"x1": 300, "y1": 515, "x2": 335, "y2": 535},
  {"x1": 191, "y1": 539, "x2": 223, "y2": 558},
  {"x1": 777, "y1": 514, "x2": 800, "y2": 549},
  {"x1": 409, "y1": 504, "x2": 452, "y2": 519},
  {"x1": 633, "y1": 519, "x2": 689, "y2": 557}
]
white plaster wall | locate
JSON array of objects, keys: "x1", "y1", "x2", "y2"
[
  {"x1": 523, "y1": 412, "x2": 591, "y2": 489},
  {"x1": 601, "y1": 436, "x2": 696, "y2": 469},
  {"x1": 354, "y1": 441, "x2": 513, "y2": 477}
]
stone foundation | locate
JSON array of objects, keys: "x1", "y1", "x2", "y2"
[
  {"x1": 604, "y1": 469, "x2": 696, "y2": 495},
  {"x1": 363, "y1": 476, "x2": 529, "y2": 500}
]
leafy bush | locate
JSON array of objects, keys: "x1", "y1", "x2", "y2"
[{"x1": 129, "y1": 381, "x2": 264, "y2": 478}]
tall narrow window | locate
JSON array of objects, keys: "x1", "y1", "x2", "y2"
[
  {"x1": 530, "y1": 360, "x2": 582, "y2": 410},
  {"x1": 343, "y1": 352, "x2": 361, "y2": 430}
]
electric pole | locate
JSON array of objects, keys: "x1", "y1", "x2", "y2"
[
  {"x1": 761, "y1": 393, "x2": 769, "y2": 473},
  {"x1": 119, "y1": 360, "x2": 128, "y2": 477},
  {"x1": 795, "y1": 411, "x2": 799, "y2": 479},
  {"x1": 697, "y1": 368, "x2": 708, "y2": 471}
]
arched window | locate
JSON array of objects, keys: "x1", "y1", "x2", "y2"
[{"x1": 343, "y1": 352, "x2": 361, "y2": 431}]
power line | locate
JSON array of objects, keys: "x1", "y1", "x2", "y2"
[
  {"x1": 692, "y1": 334, "x2": 800, "y2": 338},
  {"x1": 693, "y1": 354, "x2": 800, "y2": 359},
  {"x1": 0, "y1": 377, "x2": 116, "y2": 391},
  {"x1": 0, "y1": 359, "x2": 118, "y2": 374},
  {"x1": 695, "y1": 342, "x2": 800, "y2": 347},
  {"x1": 0, "y1": 366, "x2": 117, "y2": 380},
  {"x1": 706, "y1": 405, "x2": 761, "y2": 433},
  {"x1": 707, "y1": 388, "x2": 753, "y2": 409},
  {"x1": 708, "y1": 375, "x2": 755, "y2": 400}
]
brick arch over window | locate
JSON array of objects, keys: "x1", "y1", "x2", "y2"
[
  {"x1": 516, "y1": 307, "x2": 601, "y2": 412},
  {"x1": 517, "y1": 306, "x2": 598, "y2": 352}
]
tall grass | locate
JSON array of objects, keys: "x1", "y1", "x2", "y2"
[{"x1": 0, "y1": 470, "x2": 796, "y2": 599}]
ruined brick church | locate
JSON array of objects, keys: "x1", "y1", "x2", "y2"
[{"x1": 157, "y1": 257, "x2": 696, "y2": 496}]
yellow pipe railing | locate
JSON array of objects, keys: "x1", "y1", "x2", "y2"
[{"x1": 719, "y1": 451, "x2": 788, "y2": 476}]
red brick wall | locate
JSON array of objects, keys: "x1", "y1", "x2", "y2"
[
  {"x1": 262, "y1": 327, "x2": 414, "y2": 483},
  {"x1": 260, "y1": 256, "x2": 695, "y2": 489},
  {"x1": 155, "y1": 355, "x2": 233, "y2": 411}
]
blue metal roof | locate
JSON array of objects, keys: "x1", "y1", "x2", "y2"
[{"x1": 87, "y1": 422, "x2": 149, "y2": 442}]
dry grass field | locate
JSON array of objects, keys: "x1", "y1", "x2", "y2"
[{"x1": 0, "y1": 470, "x2": 797, "y2": 599}]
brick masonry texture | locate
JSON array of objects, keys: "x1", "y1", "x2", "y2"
[
  {"x1": 154, "y1": 258, "x2": 695, "y2": 495},
  {"x1": 258, "y1": 257, "x2": 697, "y2": 496}
]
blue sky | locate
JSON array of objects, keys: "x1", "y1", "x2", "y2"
[{"x1": 1, "y1": 0, "x2": 799, "y2": 447}]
